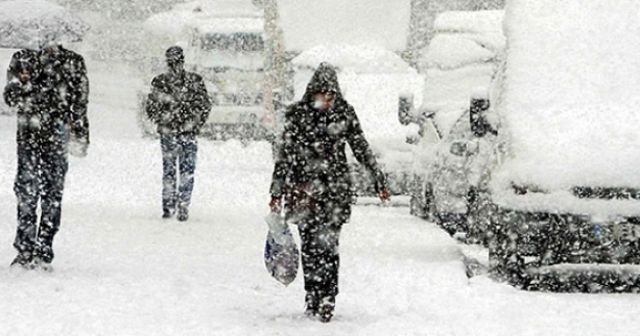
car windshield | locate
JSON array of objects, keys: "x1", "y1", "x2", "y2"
[
  {"x1": 190, "y1": 32, "x2": 265, "y2": 105},
  {"x1": 199, "y1": 33, "x2": 264, "y2": 53}
]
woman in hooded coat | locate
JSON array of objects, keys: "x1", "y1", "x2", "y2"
[{"x1": 269, "y1": 63, "x2": 390, "y2": 322}]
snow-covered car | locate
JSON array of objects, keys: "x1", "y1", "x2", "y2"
[
  {"x1": 404, "y1": 10, "x2": 504, "y2": 227},
  {"x1": 291, "y1": 44, "x2": 423, "y2": 195},
  {"x1": 486, "y1": 0, "x2": 640, "y2": 290},
  {"x1": 137, "y1": 0, "x2": 269, "y2": 141}
]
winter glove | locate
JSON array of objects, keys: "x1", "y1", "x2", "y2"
[
  {"x1": 379, "y1": 189, "x2": 391, "y2": 205},
  {"x1": 269, "y1": 196, "x2": 282, "y2": 214},
  {"x1": 69, "y1": 138, "x2": 89, "y2": 158}
]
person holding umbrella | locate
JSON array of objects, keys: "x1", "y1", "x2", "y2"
[{"x1": 3, "y1": 33, "x2": 90, "y2": 270}]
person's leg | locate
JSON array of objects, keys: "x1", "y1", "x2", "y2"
[
  {"x1": 298, "y1": 221, "x2": 321, "y2": 315},
  {"x1": 177, "y1": 134, "x2": 197, "y2": 221},
  {"x1": 12, "y1": 139, "x2": 41, "y2": 267},
  {"x1": 313, "y1": 201, "x2": 350, "y2": 322},
  {"x1": 161, "y1": 134, "x2": 179, "y2": 217},
  {"x1": 36, "y1": 140, "x2": 69, "y2": 266}
]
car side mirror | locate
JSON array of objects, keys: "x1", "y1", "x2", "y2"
[
  {"x1": 470, "y1": 93, "x2": 491, "y2": 138},
  {"x1": 406, "y1": 135, "x2": 420, "y2": 145},
  {"x1": 398, "y1": 94, "x2": 415, "y2": 126},
  {"x1": 450, "y1": 141, "x2": 478, "y2": 157}
]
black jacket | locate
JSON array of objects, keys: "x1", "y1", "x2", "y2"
[
  {"x1": 270, "y1": 63, "x2": 387, "y2": 206},
  {"x1": 146, "y1": 70, "x2": 211, "y2": 135},
  {"x1": 3, "y1": 47, "x2": 90, "y2": 145}
]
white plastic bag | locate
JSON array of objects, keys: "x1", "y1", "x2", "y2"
[{"x1": 264, "y1": 212, "x2": 299, "y2": 286}]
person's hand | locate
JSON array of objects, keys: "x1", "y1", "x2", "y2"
[
  {"x1": 69, "y1": 139, "x2": 89, "y2": 158},
  {"x1": 269, "y1": 196, "x2": 282, "y2": 213},
  {"x1": 379, "y1": 189, "x2": 391, "y2": 205}
]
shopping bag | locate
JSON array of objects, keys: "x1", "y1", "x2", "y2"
[{"x1": 264, "y1": 212, "x2": 299, "y2": 286}]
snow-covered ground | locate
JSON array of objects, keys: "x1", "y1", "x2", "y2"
[{"x1": 0, "y1": 61, "x2": 639, "y2": 335}]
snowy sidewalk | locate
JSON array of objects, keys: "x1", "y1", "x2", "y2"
[{"x1": 0, "y1": 62, "x2": 639, "y2": 335}]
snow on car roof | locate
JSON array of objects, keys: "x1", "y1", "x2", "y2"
[
  {"x1": 434, "y1": 10, "x2": 504, "y2": 35},
  {"x1": 422, "y1": 10, "x2": 505, "y2": 69},
  {"x1": 422, "y1": 64, "x2": 496, "y2": 136},
  {"x1": 292, "y1": 44, "x2": 413, "y2": 74},
  {"x1": 422, "y1": 34, "x2": 497, "y2": 70},
  {"x1": 418, "y1": 11, "x2": 505, "y2": 137},
  {"x1": 278, "y1": 0, "x2": 411, "y2": 52},
  {"x1": 143, "y1": 0, "x2": 263, "y2": 38},
  {"x1": 499, "y1": 0, "x2": 640, "y2": 189},
  {"x1": 172, "y1": 0, "x2": 262, "y2": 18}
]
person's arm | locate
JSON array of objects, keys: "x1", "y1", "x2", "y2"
[
  {"x1": 194, "y1": 75, "x2": 211, "y2": 132},
  {"x1": 345, "y1": 107, "x2": 389, "y2": 198},
  {"x1": 269, "y1": 108, "x2": 297, "y2": 211},
  {"x1": 145, "y1": 75, "x2": 175, "y2": 125},
  {"x1": 4, "y1": 51, "x2": 30, "y2": 107},
  {"x1": 69, "y1": 54, "x2": 90, "y2": 146}
]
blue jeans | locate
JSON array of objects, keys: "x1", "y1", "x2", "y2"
[{"x1": 161, "y1": 134, "x2": 198, "y2": 212}]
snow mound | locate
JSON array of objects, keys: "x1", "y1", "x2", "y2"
[
  {"x1": 0, "y1": 0, "x2": 89, "y2": 49},
  {"x1": 499, "y1": 0, "x2": 640, "y2": 188},
  {"x1": 292, "y1": 44, "x2": 413, "y2": 74}
]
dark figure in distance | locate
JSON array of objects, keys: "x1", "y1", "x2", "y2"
[
  {"x1": 3, "y1": 37, "x2": 90, "y2": 271},
  {"x1": 146, "y1": 46, "x2": 212, "y2": 221},
  {"x1": 269, "y1": 63, "x2": 391, "y2": 322}
]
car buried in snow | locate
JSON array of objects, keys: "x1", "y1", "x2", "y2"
[
  {"x1": 137, "y1": 0, "x2": 270, "y2": 141},
  {"x1": 401, "y1": 10, "x2": 504, "y2": 237},
  {"x1": 482, "y1": 0, "x2": 640, "y2": 291}
]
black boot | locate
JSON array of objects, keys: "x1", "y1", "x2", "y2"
[
  {"x1": 177, "y1": 206, "x2": 189, "y2": 222},
  {"x1": 162, "y1": 208, "x2": 175, "y2": 219},
  {"x1": 32, "y1": 245, "x2": 54, "y2": 272},
  {"x1": 317, "y1": 295, "x2": 335, "y2": 323},
  {"x1": 10, "y1": 251, "x2": 33, "y2": 270},
  {"x1": 304, "y1": 291, "x2": 319, "y2": 317}
]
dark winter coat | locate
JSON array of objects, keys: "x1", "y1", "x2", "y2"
[
  {"x1": 3, "y1": 47, "x2": 90, "y2": 145},
  {"x1": 146, "y1": 71, "x2": 212, "y2": 136},
  {"x1": 270, "y1": 63, "x2": 387, "y2": 214}
]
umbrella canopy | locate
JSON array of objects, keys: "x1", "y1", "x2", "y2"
[{"x1": 0, "y1": 0, "x2": 89, "y2": 49}]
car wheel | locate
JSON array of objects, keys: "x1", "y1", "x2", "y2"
[{"x1": 488, "y1": 209, "x2": 527, "y2": 287}]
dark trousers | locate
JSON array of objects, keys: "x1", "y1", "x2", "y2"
[
  {"x1": 298, "y1": 221, "x2": 342, "y2": 298},
  {"x1": 161, "y1": 134, "x2": 198, "y2": 212},
  {"x1": 14, "y1": 135, "x2": 68, "y2": 261},
  {"x1": 290, "y1": 189, "x2": 351, "y2": 299}
]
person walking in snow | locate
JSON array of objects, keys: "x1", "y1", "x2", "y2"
[
  {"x1": 146, "y1": 46, "x2": 211, "y2": 221},
  {"x1": 269, "y1": 62, "x2": 391, "y2": 322},
  {"x1": 3, "y1": 37, "x2": 90, "y2": 270}
]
